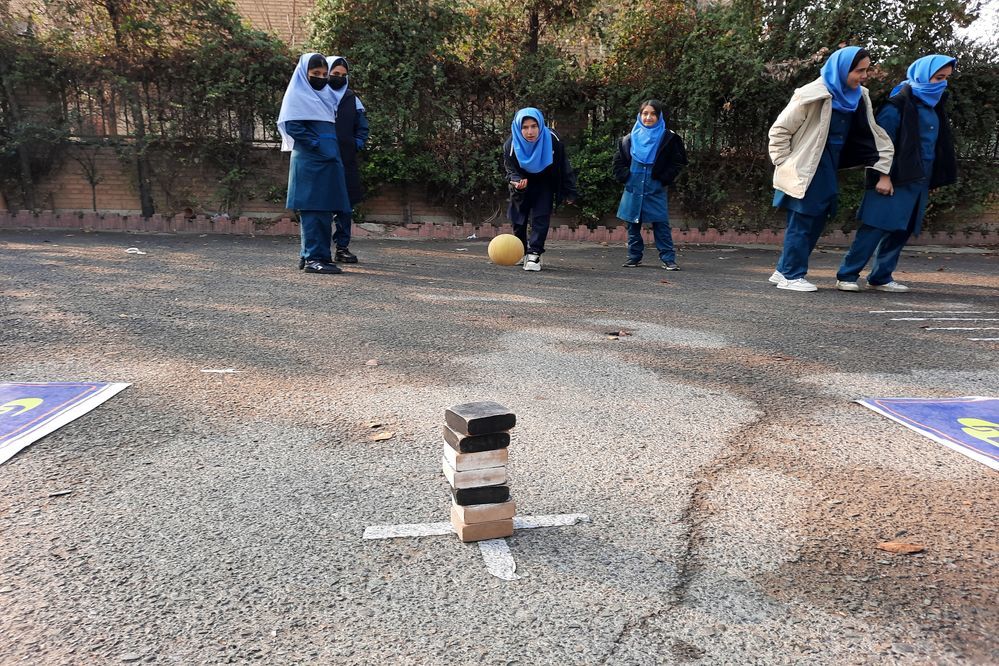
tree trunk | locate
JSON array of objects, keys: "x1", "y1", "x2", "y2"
[
  {"x1": 527, "y1": 9, "x2": 539, "y2": 54},
  {"x1": 0, "y1": 62, "x2": 36, "y2": 210},
  {"x1": 128, "y1": 90, "x2": 155, "y2": 218}
]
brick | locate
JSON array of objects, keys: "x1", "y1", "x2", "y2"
[
  {"x1": 442, "y1": 444, "x2": 508, "y2": 471},
  {"x1": 451, "y1": 484, "x2": 510, "y2": 506},
  {"x1": 442, "y1": 459, "x2": 506, "y2": 489},
  {"x1": 443, "y1": 425, "x2": 510, "y2": 453},
  {"x1": 451, "y1": 500, "x2": 516, "y2": 525},
  {"x1": 444, "y1": 401, "x2": 516, "y2": 436},
  {"x1": 450, "y1": 516, "x2": 514, "y2": 543}
]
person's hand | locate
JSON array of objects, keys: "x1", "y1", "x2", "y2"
[
  {"x1": 875, "y1": 174, "x2": 894, "y2": 196},
  {"x1": 514, "y1": 179, "x2": 528, "y2": 190},
  {"x1": 564, "y1": 198, "x2": 576, "y2": 206}
]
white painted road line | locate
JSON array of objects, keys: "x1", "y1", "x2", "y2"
[
  {"x1": 362, "y1": 521, "x2": 454, "y2": 540},
  {"x1": 891, "y1": 318, "x2": 999, "y2": 322},
  {"x1": 870, "y1": 310, "x2": 996, "y2": 314},
  {"x1": 968, "y1": 338, "x2": 999, "y2": 341},
  {"x1": 926, "y1": 327, "x2": 999, "y2": 331},
  {"x1": 478, "y1": 539, "x2": 520, "y2": 581}
]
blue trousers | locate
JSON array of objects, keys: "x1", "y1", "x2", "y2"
[
  {"x1": 837, "y1": 224, "x2": 912, "y2": 286},
  {"x1": 626, "y1": 220, "x2": 675, "y2": 263},
  {"x1": 513, "y1": 214, "x2": 551, "y2": 255},
  {"x1": 299, "y1": 210, "x2": 333, "y2": 263},
  {"x1": 776, "y1": 210, "x2": 825, "y2": 280},
  {"x1": 333, "y1": 210, "x2": 352, "y2": 250}
]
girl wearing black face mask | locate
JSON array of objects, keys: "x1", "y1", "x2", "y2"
[
  {"x1": 323, "y1": 55, "x2": 370, "y2": 264},
  {"x1": 277, "y1": 53, "x2": 352, "y2": 274}
]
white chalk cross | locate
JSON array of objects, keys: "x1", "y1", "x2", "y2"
[{"x1": 363, "y1": 513, "x2": 590, "y2": 581}]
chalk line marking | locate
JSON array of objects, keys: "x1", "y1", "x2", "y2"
[
  {"x1": 891, "y1": 318, "x2": 999, "y2": 322},
  {"x1": 968, "y1": 338, "x2": 999, "y2": 341},
  {"x1": 870, "y1": 310, "x2": 995, "y2": 314},
  {"x1": 363, "y1": 513, "x2": 590, "y2": 581},
  {"x1": 926, "y1": 327, "x2": 999, "y2": 331},
  {"x1": 478, "y1": 539, "x2": 519, "y2": 581}
]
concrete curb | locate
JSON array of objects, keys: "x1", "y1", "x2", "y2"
[{"x1": 1, "y1": 210, "x2": 997, "y2": 247}]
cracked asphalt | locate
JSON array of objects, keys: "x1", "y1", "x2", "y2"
[{"x1": 0, "y1": 230, "x2": 996, "y2": 665}]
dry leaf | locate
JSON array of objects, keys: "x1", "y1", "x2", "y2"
[
  {"x1": 877, "y1": 541, "x2": 925, "y2": 555},
  {"x1": 363, "y1": 421, "x2": 383, "y2": 429},
  {"x1": 370, "y1": 431, "x2": 395, "y2": 441},
  {"x1": 365, "y1": 359, "x2": 379, "y2": 366},
  {"x1": 619, "y1": 329, "x2": 633, "y2": 337},
  {"x1": 606, "y1": 335, "x2": 619, "y2": 341},
  {"x1": 660, "y1": 279, "x2": 670, "y2": 284}
]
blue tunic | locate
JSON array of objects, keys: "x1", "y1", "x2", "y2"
[
  {"x1": 773, "y1": 109, "x2": 853, "y2": 218},
  {"x1": 285, "y1": 120, "x2": 351, "y2": 212},
  {"x1": 616, "y1": 160, "x2": 669, "y2": 223},
  {"x1": 857, "y1": 102, "x2": 938, "y2": 235}
]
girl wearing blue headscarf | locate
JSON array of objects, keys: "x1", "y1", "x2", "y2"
[
  {"x1": 768, "y1": 46, "x2": 894, "y2": 292},
  {"x1": 278, "y1": 53, "x2": 352, "y2": 275},
  {"x1": 835, "y1": 55, "x2": 958, "y2": 293},
  {"x1": 503, "y1": 108, "x2": 579, "y2": 271},
  {"x1": 613, "y1": 99, "x2": 688, "y2": 270}
]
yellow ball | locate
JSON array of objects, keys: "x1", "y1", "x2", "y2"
[{"x1": 488, "y1": 234, "x2": 525, "y2": 266}]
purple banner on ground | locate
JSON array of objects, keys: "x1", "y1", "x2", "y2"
[
  {"x1": 0, "y1": 382, "x2": 130, "y2": 465},
  {"x1": 857, "y1": 396, "x2": 999, "y2": 471}
]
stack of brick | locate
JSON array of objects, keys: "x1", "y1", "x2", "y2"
[{"x1": 442, "y1": 401, "x2": 517, "y2": 542}]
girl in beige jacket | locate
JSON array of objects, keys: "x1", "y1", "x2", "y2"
[{"x1": 767, "y1": 46, "x2": 894, "y2": 292}]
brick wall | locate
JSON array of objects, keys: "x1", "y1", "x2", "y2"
[{"x1": 234, "y1": 0, "x2": 308, "y2": 47}]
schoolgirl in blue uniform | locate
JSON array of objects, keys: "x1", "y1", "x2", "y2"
[
  {"x1": 767, "y1": 46, "x2": 894, "y2": 292},
  {"x1": 613, "y1": 99, "x2": 688, "y2": 270},
  {"x1": 836, "y1": 55, "x2": 958, "y2": 293},
  {"x1": 503, "y1": 108, "x2": 579, "y2": 272},
  {"x1": 326, "y1": 55, "x2": 371, "y2": 265},
  {"x1": 277, "y1": 53, "x2": 352, "y2": 275}
]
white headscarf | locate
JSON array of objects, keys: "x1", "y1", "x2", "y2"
[{"x1": 276, "y1": 53, "x2": 338, "y2": 152}]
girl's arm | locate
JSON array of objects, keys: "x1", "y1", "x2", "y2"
[
  {"x1": 558, "y1": 143, "x2": 579, "y2": 203},
  {"x1": 502, "y1": 140, "x2": 525, "y2": 183},
  {"x1": 284, "y1": 120, "x2": 320, "y2": 151},
  {"x1": 767, "y1": 95, "x2": 808, "y2": 166},
  {"x1": 354, "y1": 111, "x2": 370, "y2": 151},
  {"x1": 612, "y1": 139, "x2": 631, "y2": 183},
  {"x1": 658, "y1": 134, "x2": 689, "y2": 186}
]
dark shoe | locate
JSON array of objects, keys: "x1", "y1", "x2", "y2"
[
  {"x1": 662, "y1": 261, "x2": 680, "y2": 271},
  {"x1": 298, "y1": 256, "x2": 306, "y2": 270},
  {"x1": 335, "y1": 247, "x2": 358, "y2": 264},
  {"x1": 304, "y1": 260, "x2": 343, "y2": 274},
  {"x1": 622, "y1": 258, "x2": 642, "y2": 268}
]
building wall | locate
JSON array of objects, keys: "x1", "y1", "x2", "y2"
[{"x1": 233, "y1": 0, "x2": 308, "y2": 47}]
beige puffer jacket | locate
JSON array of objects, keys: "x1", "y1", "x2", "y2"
[{"x1": 769, "y1": 77, "x2": 893, "y2": 199}]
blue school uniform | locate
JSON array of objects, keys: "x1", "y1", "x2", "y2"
[
  {"x1": 284, "y1": 119, "x2": 352, "y2": 263},
  {"x1": 837, "y1": 102, "x2": 939, "y2": 285},
  {"x1": 616, "y1": 160, "x2": 674, "y2": 263},
  {"x1": 773, "y1": 109, "x2": 853, "y2": 279}
]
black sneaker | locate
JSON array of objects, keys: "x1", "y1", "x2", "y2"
[
  {"x1": 304, "y1": 260, "x2": 343, "y2": 274},
  {"x1": 335, "y1": 247, "x2": 358, "y2": 264},
  {"x1": 622, "y1": 258, "x2": 642, "y2": 268},
  {"x1": 298, "y1": 256, "x2": 306, "y2": 270},
  {"x1": 662, "y1": 261, "x2": 680, "y2": 271}
]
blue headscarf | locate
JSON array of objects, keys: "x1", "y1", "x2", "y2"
[
  {"x1": 326, "y1": 55, "x2": 366, "y2": 113},
  {"x1": 277, "y1": 53, "x2": 338, "y2": 152},
  {"x1": 820, "y1": 46, "x2": 865, "y2": 113},
  {"x1": 510, "y1": 108, "x2": 553, "y2": 174},
  {"x1": 630, "y1": 110, "x2": 666, "y2": 164},
  {"x1": 891, "y1": 54, "x2": 956, "y2": 107}
]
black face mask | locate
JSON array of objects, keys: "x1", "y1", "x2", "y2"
[
  {"x1": 329, "y1": 75, "x2": 347, "y2": 89},
  {"x1": 308, "y1": 76, "x2": 328, "y2": 91}
]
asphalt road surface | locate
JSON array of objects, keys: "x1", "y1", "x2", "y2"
[{"x1": 1, "y1": 231, "x2": 996, "y2": 665}]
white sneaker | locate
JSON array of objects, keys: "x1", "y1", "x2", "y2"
[
  {"x1": 768, "y1": 270, "x2": 784, "y2": 285},
  {"x1": 777, "y1": 277, "x2": 817, "y2": 292},
  {"x1": 869, "y1": 280, "x2": 909, "y2": 292},
  {"x1": 836, "y1": 280, "x2": 861, "y2": 292},
  {"x1": 523, "y1": 253, "x2": 541, "y2": 271}
]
